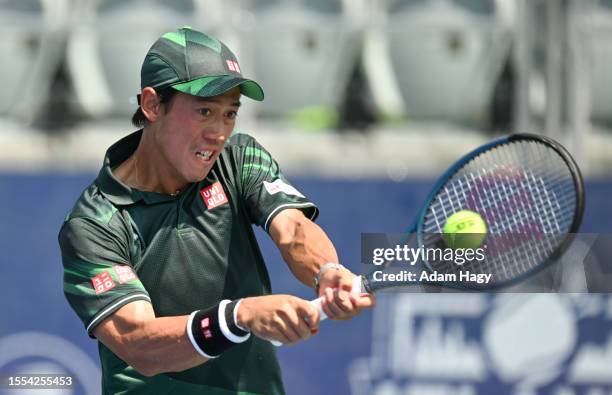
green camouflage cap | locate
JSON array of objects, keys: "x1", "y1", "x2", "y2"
[{"x1": 140, "y1": 26, "x2": 264, "y2": 101}]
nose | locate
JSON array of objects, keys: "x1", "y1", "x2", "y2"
[
  {"x1": 203, "y1": 132, "x2": 226, "y2": 148},
  {"x1": 202, "y1": 122, "x2": 229, "y2": 145}
]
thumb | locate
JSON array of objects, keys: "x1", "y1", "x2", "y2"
[
  {"x1": 350, "y1": 293, "x2": 376, "y2": 309},
  {"x1": 299, "y1": 299, "x2": 321, "y2": 329}
]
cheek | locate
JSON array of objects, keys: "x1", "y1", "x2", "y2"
[
  {"x1": 157, "y1": 127, "x2": 193, "y2": 162},
  {"x1": 222, "y1": 121, "x2": 236, "y2": 139}
]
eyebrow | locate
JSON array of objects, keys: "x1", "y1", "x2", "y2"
[{"x1": 196, "y1": 97, "x2": 242, "y2": 107}]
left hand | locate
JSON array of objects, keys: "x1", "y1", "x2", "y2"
[{"x1": 317, "y1": 266, "x2": 376, "y2": 320}]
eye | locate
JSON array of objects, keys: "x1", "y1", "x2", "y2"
[
  {"x1": 226, "y1": 110, "x2": 238, "y2": 120},
  {"x1": 198, "y1": 108, "x2": 212, "y2": 117}
]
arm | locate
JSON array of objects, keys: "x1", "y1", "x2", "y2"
[
  {"x1": 268, "y1": 209, "x2": 375, "y2": 320},
  {"x1": 94, "y1": 295, "x2": 322, "y2": 375},
  {"x1": 92, "y1": 301, "x2": 205, "y2": 377},
  {"x1": 268, "y1": 208, "x2": 338, "y2": 287}
]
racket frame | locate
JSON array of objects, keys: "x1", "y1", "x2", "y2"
[{"x1": 362, "y1": 133, "x2": 585, "y2": 292}]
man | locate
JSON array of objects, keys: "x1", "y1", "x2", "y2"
[{"x1": 58, "y1": 26, "x2": 374, "y2": 394}]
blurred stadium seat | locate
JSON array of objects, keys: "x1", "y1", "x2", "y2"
[
  {"x1": 573, "y1": 0, "x2": 612, "y2": 126},
  {"x1": 383, "y1": 0, "x2": 511, "y2": 126},
  {"x1": 66, "y1": 0, "x2": 222, "y2": 120},
  {"x1": 237, "y1": 0, "x2": 360, "y2": 121},
  {"x1": 0, "y1": 0, "x2": 67, "y2": 125}
]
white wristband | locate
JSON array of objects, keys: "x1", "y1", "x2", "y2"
[
  {"x1": 218, "y1": 300, "x2": 250, "y2": 344},
  {"x1": 233, "y1": 299, "x2": 249, "y2": 332}
]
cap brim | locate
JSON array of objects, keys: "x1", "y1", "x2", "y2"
[{"x1": 171, "y1": 75, "x2": 264, "y2": 101}]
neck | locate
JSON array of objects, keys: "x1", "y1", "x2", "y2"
[{"x1": 115, "y1": 128, "x2": 187, "y2": 196}]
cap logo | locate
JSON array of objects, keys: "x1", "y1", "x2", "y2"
[{"x1": 226, "y1": 60, "x2": 241, "y2": 73}]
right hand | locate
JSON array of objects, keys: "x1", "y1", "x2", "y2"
[{"x1": 236, "y1": 295, "x2": 321, "y2": 345}]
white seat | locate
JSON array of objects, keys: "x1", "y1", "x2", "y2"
[
  {"x1": 0, "y1": 0, "x2": 67, "y2": 124},
  {"x1": 576, "y1": 1, "x2": 612, "y2": 124},
  {"x1": 67, "y1": 0, "x2": 211, "y2": 119},
  {"x1": 385, "y1": 0, "x2": 511, "y2": 125},
  {"x1": 238, "y1": 0, "x2": 359, "y2": 119}
]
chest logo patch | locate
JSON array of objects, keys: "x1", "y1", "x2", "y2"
[
  {"x1": 200, "y1": 182, "x2": 229, "y2": 210},
  {"x1": 91, "y1": 271, "x2": 116, "y2": 294}
]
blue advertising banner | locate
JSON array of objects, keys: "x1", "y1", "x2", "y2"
[{"x1": 0, "y1": 174, "x2": 611, "y2": 395}]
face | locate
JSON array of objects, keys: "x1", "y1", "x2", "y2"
[{"x1": 151, "y1": 87, "x2": 241, "y2": 185}]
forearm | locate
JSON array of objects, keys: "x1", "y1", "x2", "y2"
[
  {"x1": 269, "y1": 210, "x2": 376, "y2": 322},
  {"x1": 270, "y1": 209, "x2": 339, "y2": 287},
  {"x1": 94, "y1": 302, "x2": 207, "y2": 376},
  {"x1": 119, "y1": 316, "x2": 205, "y2": 375}
]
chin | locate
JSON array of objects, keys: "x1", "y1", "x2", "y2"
[
  {"x1": 184, "y1": 174, "x2": 205, "y2": 184},
  {"x1": 188, "y1": 168, "x2": 212, "y2": 183}
]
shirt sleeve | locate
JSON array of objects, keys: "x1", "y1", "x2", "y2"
[
  {"x1": 59, "y1": 216, "x2": 150, "y2": 338},
  {"x1": 236, "y1": 135, "x2": 319, "y2": 231}
]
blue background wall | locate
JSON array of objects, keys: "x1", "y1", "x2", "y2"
[{"x1": 0, "y1": 174, "x2": 611, "y2": 394}]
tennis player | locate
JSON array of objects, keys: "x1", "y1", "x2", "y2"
[{"x1": 58, "y1": 27, "x2": 374, "y2": 394}]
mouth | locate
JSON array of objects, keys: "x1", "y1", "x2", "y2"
[{"x1": 195, "y1": 150, "x2": 214, "y2": 163}]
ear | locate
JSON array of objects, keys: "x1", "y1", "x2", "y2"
[{"x1": 140, "y1": 87, "x2": 163, "y2": 122}]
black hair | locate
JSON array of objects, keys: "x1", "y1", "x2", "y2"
[{"x1": 131, "y1": 88, "x2": 178, "y2": 128}]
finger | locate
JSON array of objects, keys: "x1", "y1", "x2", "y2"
[
  {"x1": 267, "y1": 325, "x2": 292, "y2": 345},
  {"x1": 349, "y1": 293, "x2": 376, "y2": 309},
  {"x1": 320, "y1": 287, "x2": 334, "y2": 318},
  {"x1": 276, "y1": 308, "x2": 303, "y2": 343},
  {"x1": 337, "y1": 272, "x2": 355, "y2": 292},
  {"x1": 286, "y1": 302, "x2": 316, "y2": 341},
  {"x1": 302, "y1": 316, "x2": 320, "y2": 335},
  {"x1": 333, "y1": 289, "x2": 355, "y2": 314},
  {"x1": 278, "y1": 322, "x2": 301, "y2": 344},
  {"x1": 320, "y1": 297, "x2": 334, "y2": 319},
  {"x1": 288, "y1": 307, "x2": 313, "y2": 340},
  {"x1": 296, "y1": 316, "x2": 315, "y2": 339},
  {"x1": 324, "y1": 287, "x2": 344, "y2": 318},
  {"x1": 298, "y1": 302, "x2": 321, "y2": 329}
]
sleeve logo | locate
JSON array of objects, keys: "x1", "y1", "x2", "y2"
[
  {"x1": 91, "y1": 271, "x2": 115, "y2": 294},
  {"x1": 200, "y1": 182, "x2": 229, "y2": 210},
  {"x1": 263, "y1": 179, "x2": 305, "y2": 198},
  {"x1": 114, "y1": 265, "x2": 137, "y2": 284}
]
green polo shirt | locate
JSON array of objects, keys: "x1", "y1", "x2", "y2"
[{"x1": 58, "y1": 130, "x2": 318, "y2": 395}]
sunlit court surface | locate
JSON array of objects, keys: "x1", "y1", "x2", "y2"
[{"x1": 1, "y1": 1, "x2": 612, "y2": 394}]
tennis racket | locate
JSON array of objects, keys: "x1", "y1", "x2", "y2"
[
  {"x1": 271, "y1": 133, "x2": 584, "y2": 346},
  {"x1": 314, "y1": 133, "x2": 584, "y2": 315}
]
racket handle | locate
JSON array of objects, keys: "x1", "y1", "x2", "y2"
[
  {"x1": 309, "y1": 297, "x2": 328, "y2": 321},
  {"x1": 270, "y1": 275, "x2": 363, "y2": 346}
]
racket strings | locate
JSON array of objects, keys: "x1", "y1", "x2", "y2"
[{"x1": 421, "y1": 140, "x2": 577, "y2": 284}]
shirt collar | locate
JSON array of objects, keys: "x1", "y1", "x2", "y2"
[{"x1": 96, "y1": 129, "x2": 180, "y2": 206}]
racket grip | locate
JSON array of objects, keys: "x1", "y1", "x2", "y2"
[
  {"x1": 309, "y1": 296, "x2": 328, "y2": 321},
  {"x1": 270, "y1": 275, "x2": 363, "y2": 347}
]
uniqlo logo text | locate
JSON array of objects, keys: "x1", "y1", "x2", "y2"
[
  {"x1": 226, "y1": 60, "x2": 241, "y2": 73},
  {"x1": 201, "y1": 317, "x2": 213, "y2": 339},
  {"x1": 91, "y1": 271, "x2": 115, "y2": 294},
  {"x1": 200, "y1": 182, "x2": 229, "y2": 210},
  {"x1": 114, "y1": 265, "x2": 137, "y2": 284}
]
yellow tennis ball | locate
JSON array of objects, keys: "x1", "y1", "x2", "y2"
[{"x1": 442, "y1": 210, "x2": 487, "y2": 249}]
